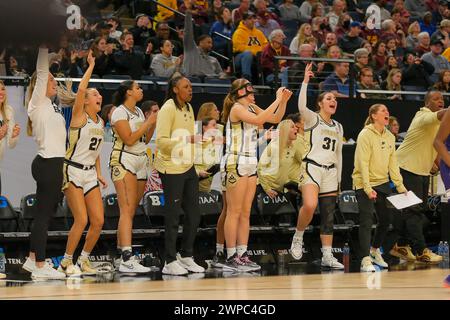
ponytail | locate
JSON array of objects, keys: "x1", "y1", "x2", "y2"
[
  {"x1": 113, "y1": 80, "x2": 135, "y2": 106},
  {"x1": 222, "y1": 78, "x2": 248, "y2": 123}
]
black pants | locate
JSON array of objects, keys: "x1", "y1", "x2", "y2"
[
  {"x1": 392, "y1": 169, "x2": 429, "y2": 254},
  {"x1": 159, "y1": 166, "x2": 200, "y2": 264},
  {"x1": 356, "y1": 182, "x2": 395, "y2": 259},
  {"x1": 30, "y1": 155, "x2": 64, "y2": 262}
]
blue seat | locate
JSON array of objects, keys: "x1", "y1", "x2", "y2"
[
  {"x1": 102, "y1": 74, "x2": 132, "y2": 90},
  {"x1": 0, "y1": 196, "x2": 18, "y2": 232},
  {"x1": 204, "y1": 77, "x2": 231, "y2": 94},
  {"x1": 141, "y1": 75, "x2": 168, "y2": 92}
]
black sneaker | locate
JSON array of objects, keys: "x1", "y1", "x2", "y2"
[
  {"x1": 211, "y1": 251, "x2": 226, "y2": 269},
  {"x1": 222, "y1": 253, "x2": 254, "y2": 272}
]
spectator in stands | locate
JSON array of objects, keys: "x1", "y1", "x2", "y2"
[
  {"x1": 114, "y1": 32, "x2": 150, "y2": 80},
  {"x1": 107, "y1": 16, "x2": 123, "y2": 41},
  {"x1": 232, "y1": 0, "x2": 252, "y2": 27},
  {"x1": 208, "y1": 0, "x2": 224, "y2": 22},
  {"x1": 8, "y1": 55, "x2": 28, "y2": 77},
  {"x1": 289, "y1": 23, "x2": 312, "y2": 55},
  {"x1": 90, "y1": 36, "x2": 115, "y2": 77},
  {"x1": 386, "y1": 37, "x2": 405, "y2": 60},
  {"x1": 0, "y1": 80, "x2": 20, "y2": 195},
  {"x1": 100, "y1": 104, "x2": 116, "y2": 126},
  {"x1": 316, "y1": 32, "x2": 338, "y2": 57},
  {"x1": 183, "y1": 11, "x2": 225, "y2": 78},
  {"x1": 391, "y1": 8, "x2": 407, "y2": 33},
  {"x1": 378, "y1": 55, "x2": 399, "y2": 82},
  {"x1": 148, "y1": 22, "x2": 183, "y2": 57},
  {"x1": 260, "y1": 29, "x2": 291, "y2": 87},
  {"x1": 432, "y1": 69, "x2": 450, "y2": 94},
  {"x1": 388, "y1": 116, "x2": 404, "y2": 142},
  {"x1": 311, "y1": 17, "x2": 328, "y2": 46},
  {"x1": 23, "y1": 48, "x2": 67, "y2": 280},
  {"x1": 289, "y1": 44, "x2": 317, "y2": 86},
  {"x1": 357, "y1": 67, "x2": 385, "y2": 99},
  {"x1": 154, "y1": 0, "x2": 178, "y2": 23},
  {"x1": 415, "y1": 31, "x2": 431, "y2": 56},
  {"x1": 129, "y1": 14, "x2": 156, "y2": 48},
  {"x1": 257, "y1": 119, "x2": 303, "y2": 198},
  {"x1": 405, "y1": 0, "x2": 427, "y2": 20},
  {"x1": 210, "y1": 7, "x2": 234, "y2": 69},
  {"x1": 151, "y1": 40, "x2": 182, "y2": 78},
  {"x1": 422, "y1": 37, "x2": 450, "y2": 82},
  {"x1": 232, "y1": 12, "x2": 268, "y2": 81},
  {"x1": 299, "y1": 0, "x2": 319, "y2": 23},
  {"x1": 391, "y1": 91, "x2": 446, "y2": 264},
  {"x1": 109, "y1": 80, "x2": 156, "y2": 273},
  {"x1": 352, "y1": 103, "x2": 407, "y2": 272},
  {"x1": 311, "y1": 2, "x2": 325, "y2": 20},
  {"x1": 155, "y1": 75, "x2": 207, "y2": 276},
  {"x1": 253, "y1": 0, "x2": 279, "y2": 23},
  {"x1": 406, "y1": 21, "x2": 420, "y2": 49},
  {"x1": 179, "y1": 0, "x2": 209, "y2": 26},
  {"x1": 394, "y1": 0, "x2": 412, "y2": 19},
  {"x1": 372, "y1": 41, "x2": 387, "y2": 70},
  {"x1": 402, "y1": 51, "x2": 434, "y2": 90},
  {"x1": 420, "y1": 11, "x2": 438, "y2": 35},
  {"x1": 334, "y1": 13, "x2": 352, "y2": 39},
  {"x1": 432, "y1": 19, "x2": 450, "y2": 48},
  {"x1": 278, "y1": 0, "x2": 301, "y2": 21},
  {"x1": 381, "y1": 68, "x2": 404, "y2": 100},
  {"x1": 338, "y1": 21, "x2": 364, "y2": 55},
  {"x1": 434, "y1": 0, "x2": 450, "y2": 24},
  {"x1": 327, "y1": 0, "x2": 346, "y2": 32},
  {"x1": 318, "y1": 44, "x2": 342, "y2": 79},
  {"x1": 362, "y1": 41, "x2": 374, "y2": 56},
  {"x1": 323, "y1": 62, "x2": 353, "y2": 97},
  {"x1": 255, "y1": 11, "x2": 281, "y2": 38},
  {"x1": 352, "y1": 48, "x2": 371, "y2": 77}
]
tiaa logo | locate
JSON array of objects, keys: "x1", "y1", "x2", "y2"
[
  {"x1": 263, "y1": 194, "x2": 289, "y2": 205},
  {"x1": 199, "y1": 195, "x2": 216, "y2": 205}
]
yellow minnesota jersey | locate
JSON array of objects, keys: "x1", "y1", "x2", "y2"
[{"x1": 66, "y1": 114, "x2": 104, "y2": 166}]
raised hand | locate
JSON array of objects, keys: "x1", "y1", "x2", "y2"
[
  {"x1": 11, "y1": 124, "x2": 20, "y2": 139},
  {"x1": 303, "y1": 62, "x2": 314, "y2": 84},
  {"x1": 87, "y1": 50, "x2": 95, "y2": 66}
]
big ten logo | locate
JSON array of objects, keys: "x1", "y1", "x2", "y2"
[
  {"x1": 149, "y1": 194, "x2": 165, "y2": 206},
  {"x1": 262, "y1": 194, "x2": 288, "y2": 204},
  {"x1": 365, "y1": 4, "x2": 381, "y2": 30},
  {"x1": 366, "y1": 272, "x2": 382, "y2": 290},
  {"x1": 199, "y1": 194, "x2": 217, "y2": 205},
  {"x1": 66, "y1": 5, "x2": 82, "y2": 30}
]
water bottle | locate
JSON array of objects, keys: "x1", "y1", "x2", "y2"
[
  {"x1": 444, "y1": 241, "x2": 449, "y2": 263},
  {"x1": 438, "y1": 241, "x2": 444, "y2": 256},
  {"x1": 0, "y1": 248, "x2": 6, "y2": 274},
  {"x1": 343, "y1": 243, "x2": 350, "y2": 273}
]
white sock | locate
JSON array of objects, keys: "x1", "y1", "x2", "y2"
[
  {"x1": 294, "y1": 230, "x2": 304, "y2": 240},
  {"x1": 216, "y1": 243, "x2": 224, "y2": 254},
  {"x1": 80, "y1": 250, "x2": 90, "y2": 259},
  {"x1": 122, "y1": 246, "x2": 132, "y2": 253},
  {"x1": 236, "y1": 245, "x2": 247, "y2": 257},
  {"x1": 63, "y1": 253, "x2": 73, "y2": 261},
  {"x1": 227, "y1": 247, "x2": 236, "y2": 259},
  {"x1": 322, "y1": 246, "x2": 332, "y2": 257}
]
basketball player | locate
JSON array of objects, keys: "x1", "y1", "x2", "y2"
[
  {"x1": 290, "y1": 63, "x2": 344, "y2": 269},
  {"x1": 221, "y1": 79, "x2": 292, "y2": 272},
  {"x1": 58, "y1": 51, "x2": 107, "y2": 276},
  {"x1": 352, "y1": 104, "x2": 407, "y2": 272},
  {"x1": 110, "y1": 80, "x2": 157, "y2": 273},
  {"x1": 434, "y1": 108, "x2": 450, "y2": 192}
]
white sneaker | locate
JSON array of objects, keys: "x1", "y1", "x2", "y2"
[
  {"x1": 57, "y1": 259, "x2": 82, "y2": 277},
  {"x1": 321, "y1": 254, "x2": 344, "y2": 269},
  {"x1": 290, "y1": 236, "x2": 303, "y2": 260},
  {"x1": 360, "y1": 256, "x2": 376, "y2": 272},
  {"x1": 22, "y1": 257, "x2": 36, "y2": 273},
  {"x1": 176, "y1": 253, "x2": 205, "y2": 273},
  {"x1": 370, "y1": 248, "x2": 388, "y2": 268},
  {"x1": 119, "y1": 256, "x2": 151, "y2": 273},
  {"x1": 31, "y1": 263, "x2": 66, "y2": 280},
  {"x1": 162, "y1": 260, "x2": 188, "y2": 275}
]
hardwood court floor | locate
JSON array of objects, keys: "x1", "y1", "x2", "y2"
[{"x1": 0, "y1": 268, "x2": 448, "y2": 300}]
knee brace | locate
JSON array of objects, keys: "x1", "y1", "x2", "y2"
[{"x1": 319, "y1": 196, "x2": 337, "y2": 235}]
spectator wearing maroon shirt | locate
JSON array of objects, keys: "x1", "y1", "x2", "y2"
[
  {"x1": 260, "y1": 29, "x2": 291, "y2": 87},
  {"x1": 415, "y1": 32, "x2": 431, "y2": 56},
  {"x1": 179, "y1": 0, "x2": 209, "y2": 25},
  {"x1": 232, "y1": 0, "x2": 253, "y2": 27}
]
